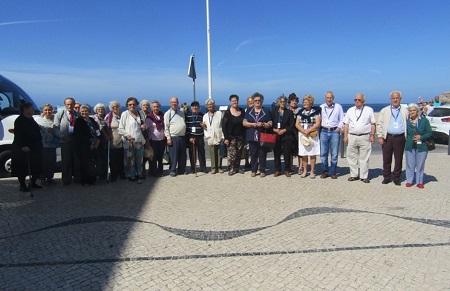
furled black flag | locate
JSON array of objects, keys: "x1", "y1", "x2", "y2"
[{"x1": 188, "y1": 54, "x2": 196, "y2": 80}]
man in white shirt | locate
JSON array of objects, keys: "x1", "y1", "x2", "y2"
[
  {"x1": 319, "y1": 91, "x2": 344, "y2": 179},
  {"x1": 164, "y1": 97, "x2": 187, "y2": 177},
  {"x1": 343, "y1": 93, "x2": 376, "y2": 183}
]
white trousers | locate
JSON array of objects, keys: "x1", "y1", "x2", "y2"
[{"x1": 346, "y1": 134, "x2": 372, "y2": 179}]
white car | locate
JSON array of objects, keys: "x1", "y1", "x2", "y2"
[{"x1": 426, "y1": 104, "x2": 450, "y2": 141}]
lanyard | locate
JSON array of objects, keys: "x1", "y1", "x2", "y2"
[
  {"x1": 355, "y1": 106, "x2": 364, "y2": 122},
  {"x1": 169, "y1": 109, "x2": 177, "y2": 122},
  {"x1": 390, "y1": 106, "x2": 400, "y2": 121},
  {"x1": 324, "y1": 104, "x2": 335, "y2": 120},
  {"x1": 278, "y1": 110, "x2": 283, "y2": 124},
  {"x1": 208, "y1": 113, "x2": 214, "y2": 126}
]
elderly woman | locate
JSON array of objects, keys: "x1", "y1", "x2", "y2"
[
  {"x1": 105, "y1": 101, "x2": 125, "y2": 181},
  {"x1": 203, "y1": 99, "x2": 224, "y2": 174},
  {"x1": 12, "y1": 101, "x2": 43, "y2": 192},
  {"x1": 243, "y1": 96, "x2": 254, "y2": 168},
  {"x1": 139, "y1": 100, "x2": 151, "y2": 176},
  {"x1": 243, "y1": 92, "x2": 273, "y2": 177},
  {"x1": 271, "y1": 95, "x2": 295, "y2": 177},
  {"x1": 146, "y1": 100, "x2": 166, "y2": 177},
  {"x1": 222, "y1": 94, "x2": 246, "y2": 175},
  {"x1": 36, "y1": 104, "x2": 63, "y2": 185},
  {"x1": 405, "y1": 103, "x2": 433, "y2": 189},
  {"x1": 295, "y1": 94, "x2": 321, "y2": 178},
  {"x1": 74, "y1": 105, "x2": 101, "y2": 187},
  {"x1": 93, "y1": 103, "x2": 111, "y2": 180},
  {"x1": 118, "y1": 97, "x2": 146, "y2": 183},
  {"x1": 288, "y1": 93, "x2": 301, "y2": 173}
]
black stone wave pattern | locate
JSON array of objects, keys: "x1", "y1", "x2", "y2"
[
  {"x1": 1, "y1": 207, "x2": 450, "y2": 241},
  {"x1": 2, "y1": 241, "x2": 450, "y2": 268}
]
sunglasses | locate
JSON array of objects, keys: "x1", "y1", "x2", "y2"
[
  {"x1": 253, "y1": 99, "x2": 262, "y2": 102},
  {"x1": 127, "y1": 103, "x2": 136, "y2": 106},
  {"x1": 354, "y1": 99, "x2": 363, "y2": 102}
]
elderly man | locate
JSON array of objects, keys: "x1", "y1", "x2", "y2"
[
  {"x1": 185, "y1": 101, "x2": 207, "y2": 174},
  {"x1": 164, "y1": 97, "x2": 187, "y2": 177},
  {"x1": 377, "y1": 91, "x2": 408, "y2": 185},
  {"x1": 53, "y1": 97, "x2": 80, "y2": 185},
  {"x1": 319, "y1": 91, "x2": 345, "y2": 179},
  {"x1": 343, "y1": 93, "x2": 376, "y2": 183}
]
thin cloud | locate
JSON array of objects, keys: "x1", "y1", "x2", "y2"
[
  {"x1": 234, "y1": 37, "x2": 273, "y2": 52},
  {"x1": 0, "y1": 19, "x2": 63, "y2": 26},
  {"x1": 230, "y1": 62, "x2": 305, "y2": 68}
]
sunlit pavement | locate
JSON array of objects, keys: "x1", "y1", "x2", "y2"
[{"x1": 1, "y1": 144, "x2": 450, "y2": 290}]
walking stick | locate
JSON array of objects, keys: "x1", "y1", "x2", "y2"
[
  {"x1": 26, "y1": 151, "x2": 33, "y2": 198},
  {"x1": 193, "y1": 139, "x2": 197, "y2": 177},
  {"x1": 106, "y1": 141, "x2": 111, "y2": 183}
]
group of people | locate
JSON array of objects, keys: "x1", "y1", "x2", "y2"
[{"x1": 11, "y1": 90, "x2": 433, "y2": 192}]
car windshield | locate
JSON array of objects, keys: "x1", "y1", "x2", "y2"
[
  {"x1": 428, "y1": 108, "x2": 450, "y2": 118},
  {"x1": 0, "y1": 75, "x2": 40, "y2": 117}
]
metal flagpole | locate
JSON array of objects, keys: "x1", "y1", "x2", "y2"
[{"x1": 206, "y1": 0, "x2": 212, "y2": 100}]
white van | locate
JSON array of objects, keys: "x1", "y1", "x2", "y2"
[{"x1": 0, "y1": 74, "x2": 41, "y2": 177}]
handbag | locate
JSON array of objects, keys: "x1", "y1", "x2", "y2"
[
  {"x1": 309, "y1": 130, "x2": 318, "y2": 137},
  {"x1": 143, "y1": 143, "x2": 154, "y2": 160},
  {"x1": 259, "y1": 132, "x2": 277, "y2": 148},
  {"x1": 162, "y1": 146, "x2": 170, "y2": 164},
  {"x1": 425, "y1": 138, "x2": 435, "y2": 151}
]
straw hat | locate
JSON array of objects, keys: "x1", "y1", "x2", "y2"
[{"x1": 300, "y1": 135, "x2": 314, "y2": 147}]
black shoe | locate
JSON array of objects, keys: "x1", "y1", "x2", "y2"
[
  {"x1": 348, "y1": 177, "x2": 359, "y2": 181},
  {"x1": 19, "y1": 186, "x2": 30, "y2": 192},
  {"x1": 361, "y1": 178, "x2": 370, "y2": 183},
  {"x1": 394, "y1": 181, "x2": 401, "y2": 186},
  {"x1": 31, "y1": 184, "x2": 44, "y2": 189},
  {"x1": 382, "y1": 179, "x2": 391, "y2": 184},
  {"x1": 320, "y1": 172, "x2": 329, "y2": 179},
  {"x1": 330, "y1": 174, "x2": 338, "y2": 179}
]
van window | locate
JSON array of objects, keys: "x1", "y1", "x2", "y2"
[{"x1": 0, "y1": 75, "x2": 40, "y2": 117}]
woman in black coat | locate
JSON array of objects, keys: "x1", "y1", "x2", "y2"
[
  {"x1": 271, "y1": 95, "x2": 295, "y2": 177},
  {"x1": 11, "y1": 101, "x2": 43, "y2": 192},
  {"x1": 74, "y1": 105, "x2": 101, "y2": 187}
]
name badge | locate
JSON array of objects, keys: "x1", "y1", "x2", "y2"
[
  {"x1": 350, "y1": 122, "x2": 355, "y2": 128},
  {"x1": 277, "y1": 122, "x2": 281, "y2": 129},
  {"x1": 393, "y1": 122, "x2": 399, "y2": 129},
  {"x1": 96, "y1": 129, "x2": 101, "y2": 136},
  {"x1": 68, "y1": 125, "x2": 74, "y2": 133},
  {"x1": 192, "y1": 127, "x2": 196, "y2": 133},
  {"x1": 208, "y1": 128, "x2": 213, "y2": 133},
  {"x1": 326, "y1": 120, "x2": 330, "y2": 126}
]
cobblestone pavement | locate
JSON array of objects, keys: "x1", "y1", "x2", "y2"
[{"x1": 1, "y1": 144, "x2": 450, "y2": 290}]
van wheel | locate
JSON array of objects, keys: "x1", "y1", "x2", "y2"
[{"x1": 0, "y1": 150, "x2": 12, "y2": 177}]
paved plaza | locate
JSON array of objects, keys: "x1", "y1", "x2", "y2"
[{"x1": 1, "y1": 144, "x2": 449, "y2": 290}]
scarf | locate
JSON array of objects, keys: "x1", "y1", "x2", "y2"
[{"x1": 147, "y1": 111, "x2": 164, "y2": 130}]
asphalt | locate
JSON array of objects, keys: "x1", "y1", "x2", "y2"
[{"x1": 1, "y1": 143, "x2": 449, "y2": 290}]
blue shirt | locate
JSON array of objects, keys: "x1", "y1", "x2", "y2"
[{"x1": 387, "y1": 106, "x2": 405, "y2": 135}]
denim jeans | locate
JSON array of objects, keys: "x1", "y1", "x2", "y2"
[
  {"x1": 320, "y1": 130, "x2": 340, "y2": 174},
  {"x1": 405, "y1": 149, "x2": 428, "y2": 184}
]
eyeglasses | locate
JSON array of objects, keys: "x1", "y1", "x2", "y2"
[
  {"x1": 253, "y1": 99, "x2": 262, "y2": 102},
  {"x1": 354, "y1": 99, "x2": 363, "y2": 102},
  {"x1": 280, "y1": 101, "x2": 286, "y2": 103},
  {"x1": 127, "y1": 103, "x2": 136, "y2": 106}
]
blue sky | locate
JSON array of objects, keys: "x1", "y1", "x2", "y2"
[{"x1": 1, "y1": 0, "x2": 449, "y2": 107}]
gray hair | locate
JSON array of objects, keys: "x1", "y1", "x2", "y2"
[
  {"x1": 390, "y1": 91, "x2": 402, "y2": 98},
  {"x1": 80, "y1": 104, "x2": 90, "y2": 112},
  {"x1": 408, "y1": 103, "x2": 420, "y2": 112},
  {"x1": 276, "y1": 95, "x2": 287, "y2": 106},
  {"x1": 109, "y1": 101, "x2": 121, "y2": 111},
  {"x1": 151, "y1": 100, "x2": 161, "y2": 107},
  {"x1": 93, "y1": 103, "x2": 106, "y2": 112},
  {"x1": 251, "y1": 92, "x2": 264, "y2": 102},
  {"x1": 140, "y1": 99, "x2": 150, "y2": 107},
  {"x1": 205, "y1": 99, "x2": 216, "y2": 106}
]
